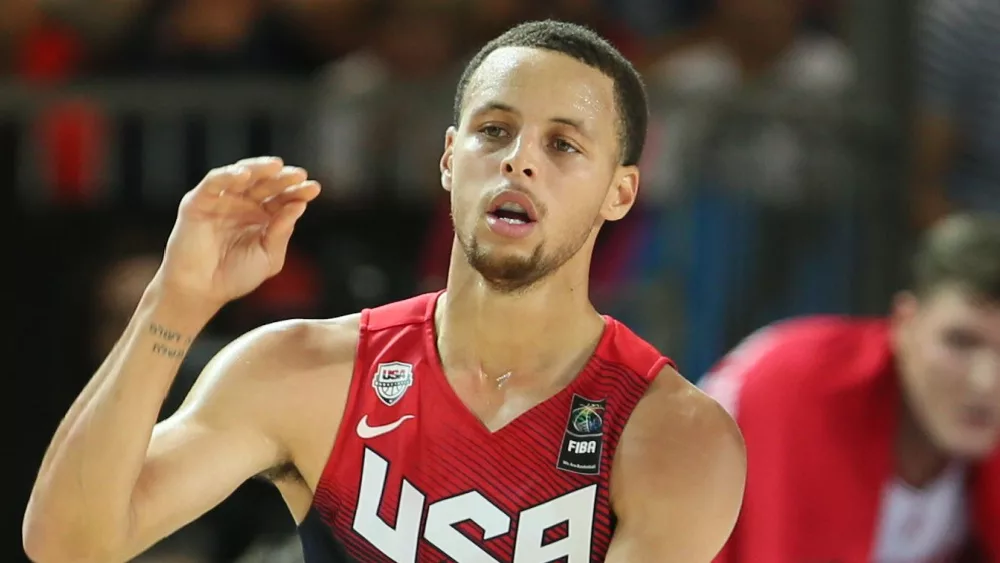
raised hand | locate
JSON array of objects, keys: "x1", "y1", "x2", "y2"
[{"x1": 154, "y1": 156, "x2": 321, "y2": 309}]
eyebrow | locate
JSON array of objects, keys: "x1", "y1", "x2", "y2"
[{"x1": 471, "y1": 101, "x2": 591, "y2": 138}]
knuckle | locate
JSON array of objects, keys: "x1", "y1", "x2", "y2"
[
  {"x1": 254, "y1": 156, "x2": 285, "y2": 170},
  {"x1": 204, "y1": 167, "x2": 227, "y2": 180},
  {"x1": 237, "y1": 155, "x2": 281, "y2": 166},
  {"x1": 205, "y1": 164, "x2": 245, "y2": 181},
  {"x1": 280, "y1": 166, "x2": 307, "y2": 177}
]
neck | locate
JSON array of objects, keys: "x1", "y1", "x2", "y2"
[
  {"x1": 896, "y1": 396, "x2": 953, "y2": 488},
  {"x1": 436, "y1": 240, "x2": 605, "y2": 385}
]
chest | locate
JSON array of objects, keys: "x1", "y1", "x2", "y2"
[
  {"x1": 445, "y1": 371, "x2": 566, "y2": 433},
  {"x1": 873, "y1": 468, "x2": 969, "y2": 563},
  {"x1": 358, "y1": 362, "x2": 618, "y2": 492},
  {"x1": 311, "y1": 356, "x2": 648, "y2": 562}
]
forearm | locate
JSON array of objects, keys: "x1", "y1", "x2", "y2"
[{"x1": 25, "y1": 286, "x2": 215, "y2": 557}]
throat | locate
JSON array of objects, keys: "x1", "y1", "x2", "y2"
[
  {"x1": 896, "y1": 404, "x2": 952, "y2": 488},
  {"x1": 453, "y1": 366, "x2": 572, "y2": 433},
  {"x1": 489, "y1": 369, "x2": 514, "y2": 389}
]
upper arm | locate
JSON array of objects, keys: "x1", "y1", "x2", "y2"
[
  {"x1": 114, "y1": 325, "x2": 288, "y2": 559},
  {"x1": 121, "y1": 317, "x2": 358, "y2": 560},
  {"x1": 607, "y1": 369, "x2": 747, "y2": 563}
]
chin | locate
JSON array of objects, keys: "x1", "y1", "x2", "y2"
[
  {"x1": 467, "y1": 228, "x2": 541, "y2": 257},
  {"x1": 479, "y1": 242, "x2": 538, "y2": 261},
  {"x1": 939, "y1": 430, "x2": 1000, "y2": 460}
]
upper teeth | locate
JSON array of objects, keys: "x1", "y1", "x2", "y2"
[{"x1": 499, "y1": 202, "x2": 526, "y2": 214}]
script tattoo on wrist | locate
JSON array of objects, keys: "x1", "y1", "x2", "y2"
[{"x1": 148, "y1": 322, "x2": 193, "y2": 360}]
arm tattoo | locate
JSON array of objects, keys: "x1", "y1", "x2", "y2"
[{"x1": 148, "y1": 322, "x2": 193, "y2": 359}]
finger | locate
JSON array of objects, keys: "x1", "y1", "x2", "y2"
[
  {"x1": 234, "y1": 156, "x2": 285, "y2": 184},
  {"x1": 197, "y1": 157, "x2": 282, "y2": 197},
  {"x1": 263, "y1": 201, "x2": 308, "y2": 269},
  {"x1": 198, "y1": 164, "x2": 253, "y2": 196},
  {"x1": 262, "y1": 181, "x2": 322, "y2": 214},
  {"x1": 245, "y1": 166, "x2": 308, "y2": 202}
]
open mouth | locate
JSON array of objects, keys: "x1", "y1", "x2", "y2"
[
  {"x1": 488, "y1": 203, "x2": 534, "y2": 225},
  {"x1": 486, "y1": 192, "x2": 538, "y2": 225}
]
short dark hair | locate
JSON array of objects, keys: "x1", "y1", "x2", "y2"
[
  {"x1": 453, "y1": 20, "x2": 648, "y2": 166},
  {"x1": 913, "y1": 213, "x2": 1000, "y2": 301}
]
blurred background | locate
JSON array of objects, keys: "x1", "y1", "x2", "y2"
[{"x1": 10, "y1": 0, "x2": 991, "y2": 560}]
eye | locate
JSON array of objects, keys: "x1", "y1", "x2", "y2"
[
  {"x1": 552, "y1": 138, "x2": 579, "y2": 153},
  {"x1": 944, "y1": 328, "x2": 982, "y2": 351},
  {"x1": 479, "y1": 125, "x2": 508, "y2": 139}
]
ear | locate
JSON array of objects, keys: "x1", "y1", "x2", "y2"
[
  {"x1": 440, "y1": 126, "x2": 457, "y2": 192},
  {"x1": 601, "y1": 165, "x2": 640, "y2": 222},
  {"x1": 890, "y1": 290, "x2": 919, "y2": 345}
]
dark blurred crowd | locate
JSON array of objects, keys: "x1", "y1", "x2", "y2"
[
  {"x1": 8, "y1": 0, "x2": 864, "y2": 369},
  {"x1": 0, "y1": 0, "x2": 843, "y2": 80},
  {"x1": 10, "y1": 0, "x2": 1000, "y2": 561}
]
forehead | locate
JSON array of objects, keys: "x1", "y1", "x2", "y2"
[
  {"x1": 463, "y1": 46, "x2": 616, "y2": 130},
  {"x1": 922, "y1": 286, "x2": 1000, "y2": 331}
]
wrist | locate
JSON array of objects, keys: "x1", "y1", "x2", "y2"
[{"x1": 137, "y1": 282, "x2": 221, "y2": 335}]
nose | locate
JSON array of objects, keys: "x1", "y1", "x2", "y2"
[{"x1": 501, "y1": 135, "x2": 538, "y2": 179}]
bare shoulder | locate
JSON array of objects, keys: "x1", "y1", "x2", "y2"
[
  {"x1": 635, "y1": 365, "x2": 743, "y2": 449},
  {"x1": 607, "y1": 366, "x2": 746, "y2": 562},
  {"x1": 185, "y1": 314, "x2": 360, "y2": 405},
  {"x1": 181, "y1": 314, "x2": 362, "y2": 472},
  {"x1": 208, "y1": 313, "x2": 361, "y2": 376},
  {"x1": 612, "y1": 365, "x2": 745, "y2": 492}
]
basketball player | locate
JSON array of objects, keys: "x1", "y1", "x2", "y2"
[
  {"x1": 23, "y1": 21, "x2": 746, "y2": 563},
  {"x1": 701, "y1": 213, "x2": 1000, "y2": 563}
]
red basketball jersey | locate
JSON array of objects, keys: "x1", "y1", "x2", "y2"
[{"x1": 298, "y1": 292, "x2": 672, "y2": 562}]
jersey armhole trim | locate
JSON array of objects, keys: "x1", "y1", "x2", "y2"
[
  {"x1": 643, "y1": 356, "x2": 673, "y2": 382},
  {"x1": 315, "y1": 308, "x2": 372, "y2": 491}
]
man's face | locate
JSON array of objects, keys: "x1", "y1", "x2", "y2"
[
  {"x1": 441, "y1": 46, "x2": 638, "y2": 292},
  {"x1": 894, "y1": 286, "x2": 1000, "y2": 459}
]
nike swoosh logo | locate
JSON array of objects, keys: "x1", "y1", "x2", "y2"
[{"x1": 356, "y1": 414, "x2": 415, "y2": 439}]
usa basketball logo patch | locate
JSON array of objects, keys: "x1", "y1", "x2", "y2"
[
  {"x1": 557, "y1": 394, "x2": 606, "y2": 475},
  {"x1": 372, "y1": 362, "x2": 414, "y2": 406}
]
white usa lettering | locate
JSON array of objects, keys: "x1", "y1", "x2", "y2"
[{"x1": 352, "y1": 448, "x2": 598, "y2": 563}]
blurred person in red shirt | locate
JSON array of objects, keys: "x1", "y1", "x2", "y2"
[
  {"x1": 0, "y1": 1, "x2": 185, "y2": 206},
  {"x1": 1, "y1": 0, "x2": 82, "y2": 80},
  {"x1": 702, "y1": 213, "x2": 1000, "y2": 563}
]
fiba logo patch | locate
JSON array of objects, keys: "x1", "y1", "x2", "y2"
[
  {"x1": 571, "y1": 403, "x2": 604, "y2": 434},
  {"x1": 557, "y1": 395, "x2": 606, "y2": 475},
  {"x1": 373, "y1": 362, "x2": 414, "y2": 406}
]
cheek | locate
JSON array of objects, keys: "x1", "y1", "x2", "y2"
[
  {"x1": 451, "y1": 189, "x2": 477, "y2": 227},
  {"x1": 921, "y1": 335, "x2": 971, "y2": 393},
  {"x1": 448, "y1": 178, "x2": 485, "y2": 234},
  {"x1": 452, "y1": 144, "x2": 500, "y2": 186},
  {"x1": 569, "y1": 180, "x2": 612, "y2": 221},
  {"x1": 552, "y1": 198, "x2": 603, "y2": 238},
  {"x1": 449, "y1": 154, "x2": 480, "y2": 196}
]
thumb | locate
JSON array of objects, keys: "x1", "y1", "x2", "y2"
[{"x1": 263, "y1": 201, "x2": 308, "y2": 266}]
